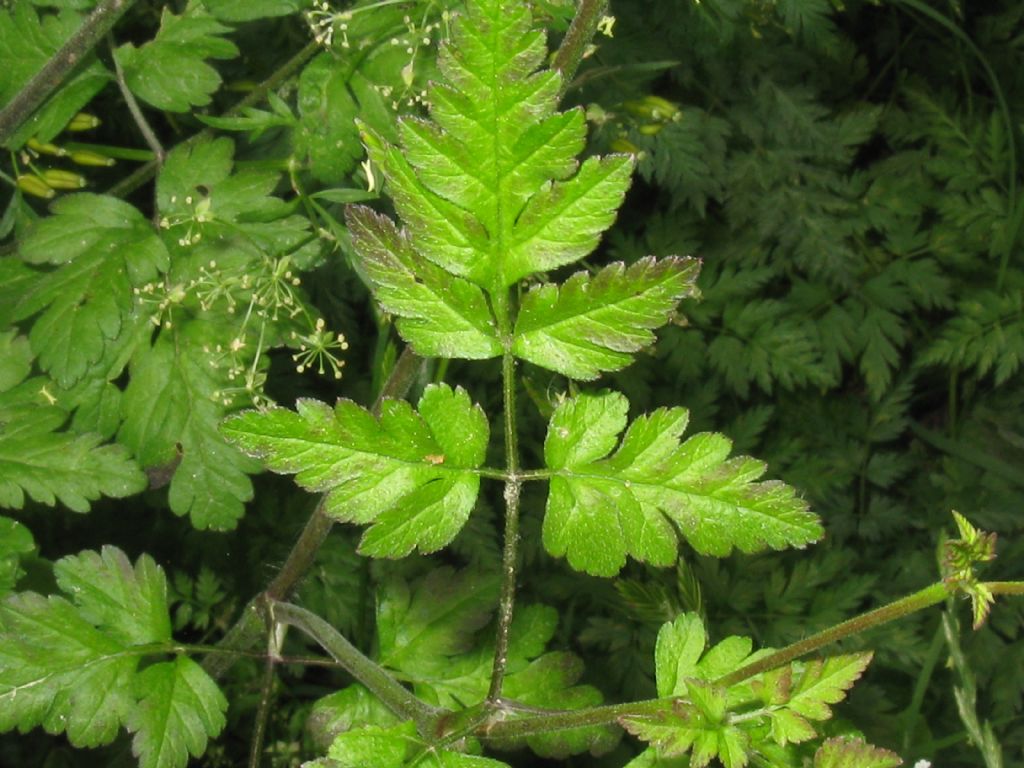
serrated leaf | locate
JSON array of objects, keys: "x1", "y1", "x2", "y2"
[
  {"x1": 0, "y1": 3, "x2": 110, "y2": 147},
  {"x1": 346, "y1": 206, "x2": 502, "y2": 359},
  {"x1": 512, "y1": 257, "x2": 700, "y2": 379},
  {"x1": 543, "y1": 392, "x2": 821, "y2": 576},
  {"x1": 621, "y1": 686, "x2": 749, "y2": 768},
  {"x1": 127, "y1": 656, "x2": 228, "y2": 768},
  {"x1": 0, "y1": 388, "x2": 145, "y2": 513},
  {"x1": 362, "y1": 0, "x2": 631, "y2": 289},
  {"x1": 787, "y1": 653, "x2": 872, "y2": 721},
  {"x1": 119, "y1": 321, "x2": 258, "y2": 530},
  {"x1": 813, "y1": 736, "x2": 902, "y2": 768},
  {"x1": 223, "y1": 383, "x2": 488, "y2": 556},
  {"x1": 14, "y1": 194, "x2": 169, "y2": 387},
  {"x1": 0, "y1": 546, "x2": 225, "y2": 768},
  {"x1": 201, "y1": 0, "x2": 304, "y2": 21},
  {"x1": 0, "y1": 516, "x2": 34, "y2": 599},
  {"x1": 115, "y1": 5, "x2": 238, "y2": 112}
]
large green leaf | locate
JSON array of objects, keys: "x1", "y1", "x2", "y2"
[
  {"x1": 14, "y1": 194, "x2": 169, "y2": 388},
  {"x1": 512, "y1": 256, "x2": 699, "y2": 379},
  {"x1": 346, "y1": 205, "x2": 501, "y2": 359},
  {"x1": 222, "y1": 384, "x2": 489, "y2": 557},
  {"x1": 543, "y1": 392, "x2": 822, "y2": 576},
  {"x1": 0, "y1": 547, "x2": 226, "y2": 768},
  {"x1": 360, "y1": 0, "x2": 632, "y2": 289}
]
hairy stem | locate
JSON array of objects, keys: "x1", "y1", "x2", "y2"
[
  {"x1": 715, "y1": 582, "x2": 953, "y2": 687},
  {"x1": 552, "y1": 0, "x2": 609, "y2": 99},
  {"x1": 272, "y1": 600, "x2": 443, "y2": 735},
  {"x1": 0, "y1": 0, "x2": 137, "y2": 147},
  {"x1": 488, "y1": 349, "x2": 522, "y2": 702},
  {"x1": 248, "y1": 651, "x2": 277, "y2": 768}
]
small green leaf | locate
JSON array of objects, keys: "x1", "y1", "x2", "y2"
[
  {"x1": 543, "y1": 392, "x2": 821, "y2": 576},
  {"x1": 223, "y1": 384, "x2": 489, "y2": 556},
  {"x1": 347, "y1": 205, "x2": 502, "y2": 360},
  {"x1": 786, "y1": 653, "x2": 872, "y2": 722},
  {"x1": 14, "y1": 194, "x2": 169, "y2": 387},
  {"x1": 53, "y1": 547, "x2": 172, "y2": 646},
  {"x1": 0, "y1": 516, "x2": 34, "y2": 599},
  {"x1": 127, "y1": 656, "x2": 228, "y2": 768},
  {"x1": 115, "y1": 5, "x2": 238, "y2": 112},
  {"x1": 621, "y1": 686, "x2": 749, "y2": 768},
  {"x1": 813, "y1": 736, "x2": 902, "y2": 768},
  {"x1": 513, "y1": 257, "x2": 699, "y2": 379}
]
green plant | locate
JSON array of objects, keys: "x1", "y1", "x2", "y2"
[{"x1": 1, "y1": 1, "x2": 1023, "y2": 767}]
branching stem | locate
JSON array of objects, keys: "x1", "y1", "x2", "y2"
[{"x1": 271, "y1": 600, "x2": 443, "y2": 735}]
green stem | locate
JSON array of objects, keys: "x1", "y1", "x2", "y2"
[
  {"x1": 271, "y1": 601, "x2": 443, "y2": 735},
  {"x1": 488, "y1": 349, "x2": 523, "y2": 702},
  {"x1": 108, "y1": 32, "x2": 165, "y2": 165},
  {"x1": 248, "y1": 651, "x2": 277, "y2": 768},
  {"x1": 0, "y1": 0, "x2": 138, "y2": 147},
  {"x1": 551, "y1": 0, "x2": 609, "y2": 99},
  {"x1": 716, "y1": 583, "x2": 952, "y2": 687},
  {"x1": 901, "y1": 621, "x2": 945, "y2": 754}
]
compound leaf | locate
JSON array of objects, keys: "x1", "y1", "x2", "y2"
[
  {"x1": 543, "y1": 392, "x2": 821, "y2": 576},
  {"x1": 346, "y1": 205, "x2": 501, "y2": 360},
  {"x1": 115, "y1": 5, "x2": 238, "y2": 112},
  {"x1": 361, "y1": 0, "x2": 631, "y2": 289},
  {"x1": 513, "y1": 257, "x2": 699, "y2": 379},
  {"x1": 222, "y1": 383, "x2": 489, "y2": 557},
  {"x1": 14, "y1": 194, "x2": 169, "y2": 388},
  {"x1": 0, "y1": 547, "x2": 226, "y2": 768},
  {"x1": 326, "y1": 721, "x2": 512, "y2": 768}
]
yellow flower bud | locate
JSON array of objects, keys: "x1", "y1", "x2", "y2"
[
  {"x1": 16, "y1": 174, "x2": 56, "y2": 199},
  {"x1": 40, "y1": 169, "x2": 87, "y2": 190},
  {"x1": 27, "y1": 137, "x2": 67, "y2": 156},
  {"x1": 66, "y1": 112, "x2": 101, "y2": 132},
  {"x1": 69, "y1": 149, "x2": 115, "y2": 167}
]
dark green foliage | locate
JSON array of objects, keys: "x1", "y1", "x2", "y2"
[{"x1": 1, "y1": 0, "x2": 1023, "y2": 766}]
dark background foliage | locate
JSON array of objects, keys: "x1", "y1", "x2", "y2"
[{"x1": 1, "y1": 0, "x2": 1022, "y2": 765}]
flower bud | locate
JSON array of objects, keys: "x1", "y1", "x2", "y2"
[
  {"x1": 40, "y1": 169, "x2": 87, "y2": 190},
  {"x1": 16, "y1": 174, "x2": 55, "y2": 199},
  {"x1": 69, "y1": 149, "x2": 115, "y2": 167},
  {"x1": 66, "y1": 112, "x2": 101, "y2": 132}
]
